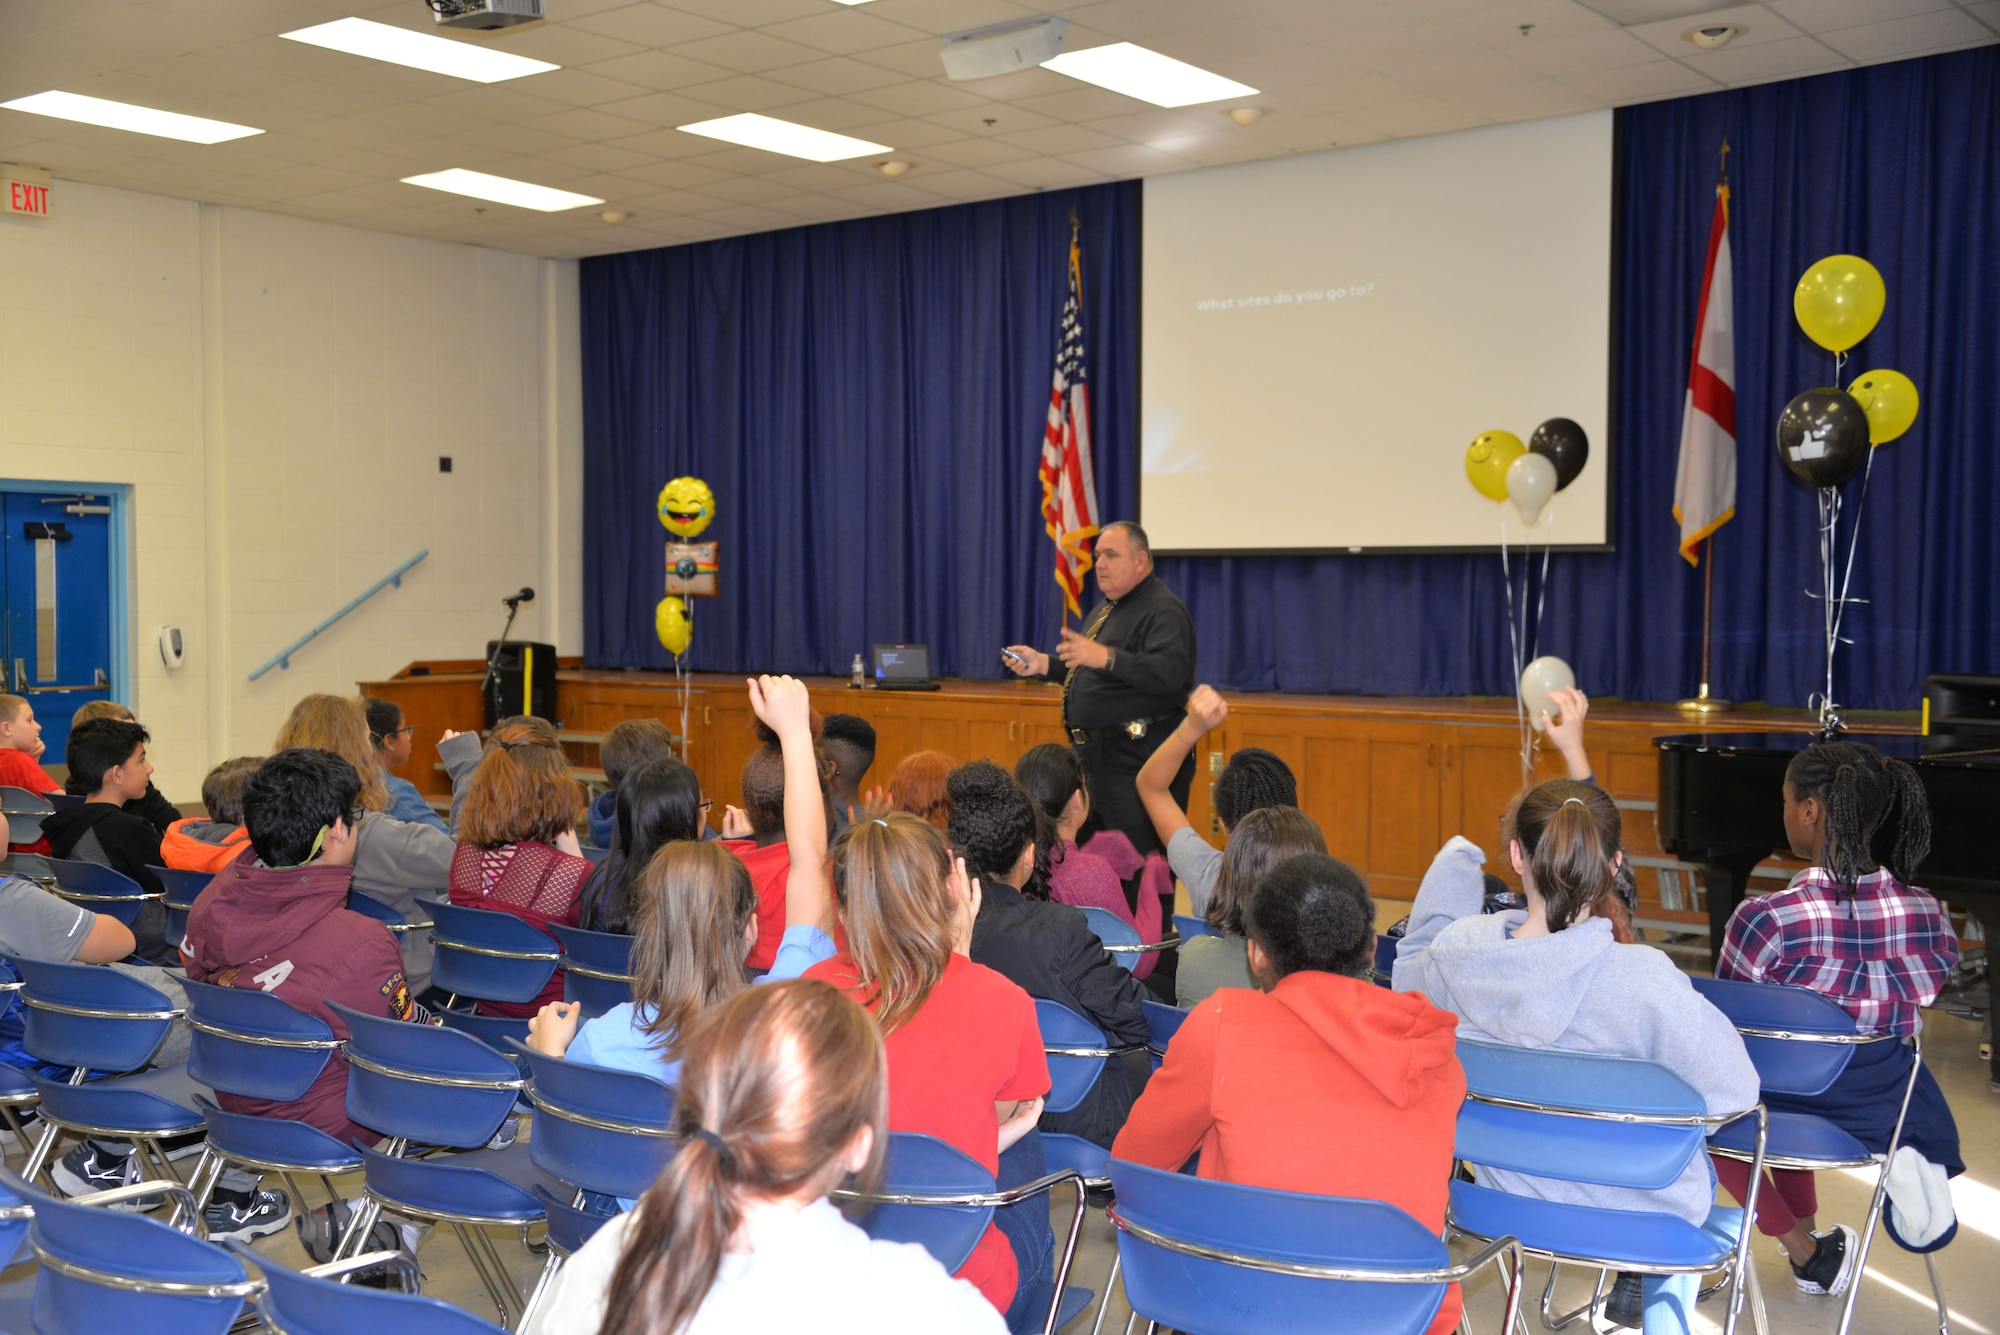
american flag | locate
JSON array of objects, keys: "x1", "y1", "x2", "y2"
[{"x1": 1041, "y1": 218, "x2": 1101, "y2": 618}]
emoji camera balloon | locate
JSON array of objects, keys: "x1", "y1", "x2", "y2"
[
  {"x1": 657, "y1": 477, "x2": 716, "y2": 539},
  {"x1": 656, "y1": 596, "x2": 692, "y2": 658}
]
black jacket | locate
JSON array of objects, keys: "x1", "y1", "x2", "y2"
[
  {"x1": 969, "y1": 882, "x2": 1150, "y2": 1147},
  {"x1": 123, "y1": 783, "x2": 183, "y2": 836},
  {"x1": 41, "y1": 802, "x2": 170, "y2": 963},
  {"x1": 1043, "y1": 573, "x2": 1196, "y2": 730}
]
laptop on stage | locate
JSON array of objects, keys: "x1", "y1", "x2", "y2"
[{"x1": 871, "y1": 643, "x2": 941, "y2": 691}]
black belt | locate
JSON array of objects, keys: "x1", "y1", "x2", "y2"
[{"x1": 1069, "y1": 712, "x2": 1181, "y2": 746}]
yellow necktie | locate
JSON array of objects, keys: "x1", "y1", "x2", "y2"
[{"x1": 1062, "y1": 601, "x2": 1114, "y2": 719}]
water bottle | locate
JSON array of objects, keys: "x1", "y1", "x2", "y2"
[{"x1": 851, "y1": 653, "x2": 865, "y2": 689}]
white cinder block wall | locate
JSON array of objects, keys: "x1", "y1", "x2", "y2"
[{"x1": 0, "y1": 180, "x2": 584, "y2": 801}]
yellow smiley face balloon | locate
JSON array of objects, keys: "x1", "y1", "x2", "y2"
[
  {"x1": 656, "y1": 596, "x2": 692, "y2": 657},
  {"x1": 657, "y1": 477, "x2": 716, "y2": 539}
]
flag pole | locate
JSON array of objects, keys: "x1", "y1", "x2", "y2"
[{"x1": 1679, "y1": 139, "x2": 1734, "y2": 715}]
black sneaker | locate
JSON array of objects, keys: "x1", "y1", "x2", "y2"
[
  {"x1": 1604, "y1": 1271, "x2": 1645, "y2": 1328},
  {"x1": 50, "y1": 1142, "x2": 149, "y2": 1208},
  {"x1": 1790, "y1": 1223, "x2": 1860, "y2": 1296},
  {"x1": 204, "y1": 1188, "x2": 292, "y2": 1242}
]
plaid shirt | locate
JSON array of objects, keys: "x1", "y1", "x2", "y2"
[{"x1": 1718, "y1": 867, "x2": 1958, "y2": 1038}]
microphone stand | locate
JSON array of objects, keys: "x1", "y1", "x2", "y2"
[{"x1": 480, "y1": 599, "x2": 524, "y2": 727}]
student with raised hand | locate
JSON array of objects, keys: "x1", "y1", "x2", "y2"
[
  {"x1": 719, "y1": 703, "x2": 835, "y2": 973},
  {"x1": 1394, "y1": 780, "x2": 1758, "y2": 1335},
  {"x1": 949, "y1": 760, "x2": 1148, "y2": 1148},
  {"x1": 363, "y1": 698, "x2": 447, "y2": 833},
  {"x1": 1715, "y1": 740, "x2": 1963, "y2": 1290},
  {"x1": 1176, "y1": 806, "x2": 1327, "y2": 1008},
  {"x1": 528, "y1": 979, "x2": 1004, "y2": 1335},
  {"x1": 1135, "y1": 685, "x2": 1300, "y2": 917},
  {"x1": 577, "y1": 758, "x2": 706, "y2": 934},
  {"x1": 1116, "y1": 852, "x2": 1467, "y2": 1335},
  {"x1": 805, "y1": 814, "x2": 1050, "y2": 1328}
]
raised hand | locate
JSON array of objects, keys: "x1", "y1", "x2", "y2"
[
  {"x1": 1541, "y1": 685, "x2": 1593, "y2": 780},
  {"x1": 1184, "y1": 684, "x2": 1228, "y2": 736},
  {"x1": 721, "y1": 805, "x2": 753, "y2": 839},
  {"x1": 748, "y1": 674, "x2": 813, "y2": 741}
]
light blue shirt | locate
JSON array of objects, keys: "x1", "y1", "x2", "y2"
[{"x1": 383, "y1": 773, "x2": 448, "y2": 834}]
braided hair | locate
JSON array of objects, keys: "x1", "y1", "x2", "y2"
[
  {"x1": 1212, "y1": 747, "x2": 1298, "y2": 830},
  {"x1": 1785, "y1": 741, "x2": 1931, "y2": 899}
]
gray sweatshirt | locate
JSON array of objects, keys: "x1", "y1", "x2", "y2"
[
  {"x1": 1393, "y1": 836, "x2": 1759, "y2": 1225},
  {"x1": 352, "y1": 730, "x2": 484, "y2": 994}
]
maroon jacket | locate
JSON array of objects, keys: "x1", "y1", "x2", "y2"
[{"x1": 182, "y1": 846, "x2": 412, "y2": 1147}]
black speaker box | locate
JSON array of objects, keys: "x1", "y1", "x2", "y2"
[{"x1": 484, "y1": 640, "x2": 557, "y2": 728}]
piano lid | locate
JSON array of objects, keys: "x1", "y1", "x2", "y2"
[{"x1": 1656, "y1": 732, "x2": 2000, "y2": 768}]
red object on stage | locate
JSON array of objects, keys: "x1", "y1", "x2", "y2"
[
  {"x1": 1040, "y1": 216, "x2": 1102, "y2": 618},
  {"x1": 1674, "y1": 174, "x2": 1737, "y2": 566}
]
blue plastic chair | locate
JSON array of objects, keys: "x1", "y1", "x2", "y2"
[
  {"x1": 840, "y1": 1132, "x2": 1087, "y2": 1335},
  {"x1": 8, "y1": 955, "x2": 206, "y2": 1207},
  {"x1": 347, "y1": 889, "x2": 434, "y2": 936},
  {"x1": 429, "y1": 901, "x2": 560, "y2": 1008},
  {"x1": 0, "y1": 1170, "x2": 35, "y2": 1327},
  {"x1": 1108, "y1": 1158, "x2": 1522, "y2": 1335},
  {"x1": 1141, "y1": 1000, "x2": 1187, "y2": 1072},
  {"x1": 179, "y1": 976, "x2": 360, "y2": 1212},
  {"x1": 1372, "y1": 934, "x2": 1398, "y2": 987},
  {"x1": 1036, "y1": 1000, "x2": 1135, "y2": 1332},
  {"x1": 329, "y1": 1000, "x2": 553, "y2": 1328},
  {"x1": 227, "y1": 1238, "x2": 507, "y2": 1335},
  {"x1": 45, "y1": 858, "x2": 158, "y2": 926},
  {"x1": 547, "y1": 923, "x2": 635, "y2": 1017},
  {"x1": 1172, "y1": 913, "x2": 1219, "y2": 942},
  {"x1": 5, "y1": 1166, "x2": 260, "y2": 1335},
  {"x1": 1449, "y1": 1039, "x2": 1766, "y2": 1335},
  {"x1": 513, "y1": 1041, "x2": 677, "y2": 1201},
  {"x1": 1691, "y1": 975, "x2": 1942, "y2": 1335},
  {"x1": 0, "y1": 787, "x2": 54, "y2": 847},
  {"x1": 1077, "y1": 905, "x2": 1178, "y2": 975},
  {"x1": 150, "y1": 866, "x2": 216, "y2": 946}
]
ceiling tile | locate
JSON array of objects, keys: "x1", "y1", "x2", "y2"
[
  {"x1": 1629, "y1": 5, "x2": 1805, "y2": 57},
  {"x1": 1677, "y1": 32, "x2": 1851, "y2": 78},
  {"x1": 759, "y1": 8, "x2": 932, "y2": 54},
  {"x1": 596, "y1": 90, "x2": 728, "y2": 128},
  {"x1": 853, "y1": 0, "x2": 1043, "y2": 38},
  {"x1": 1507, "y1": 28, "x2": 1668, "y2": 75},
  {"x1": 992, "y1": 123, "x2": 1125, "y2": 155},
  {"x1": 1450, "y1": 76, "x2": 1604, "y2": 121},
  {"x1": 1393, "y1": 52, "x2": 1543, "y2": 98},
  {"x1": 1556, "y1": 57, "x2": 1723, "y2": 100},
  {"x1": 764, "y1": 56, "x2": 913, "y2": 95},
  {"x1": 1816, "y1": 6, "x2": 1995, "y2": 58},
  {"x1": 612, "y1": 158, "x2": 735, "y2": 190},
  {"x1": 1008, "y1": 85, "x2": 1154, "y2": 123},
  {"x1": 668, "y1": 0, "x2": 831, "y2": 25},
  {"x1": 848, "y1": 80, "x2": 996, "y2": 117},
  {"x1": 981, "y1": 156, "x2": 1108, "y2": 190},
  {"x1": 673, "y1": 30, "x2": 829, "y2": 74},
  {"x1": 533, "y1": 141, "x2": 659, "y2": 173},
  {"x1": 483, "y1": 24, "x2": 647, "y2": 66},
  {"x1": 519, "y1": 106, "x2": 656, "y2": 141},
  {"x1": 507, "y1": 68, "x2": 652, "y2": 110},
  {"x1": 671, "y1": 73, "x2": 825, "y2": 112},
  {"x1": 848, "y1": 37, "x2": 953, "y2": 79},
  {"x1": 1765, "y1": 0, "x2": 1954, "y2": 33},
  {"x1": 1059, "y1": 142, "x2": 1189, "y2": 176},
  {"x1": 568, "y1": 5, "x2": 735, "y2": 49},
  {"x1": 580, "y1": 50, "x2": 739, "y2": 92},
  {"x1": 902, "y1": 134, "x2": 1037, "y2": 167},
  {"x1": 922, "y1": 101, "x2": 1057, "y2": 135},
  {"x1": 1345, "y1": 97, "x2": 1487, "y2": 137}
]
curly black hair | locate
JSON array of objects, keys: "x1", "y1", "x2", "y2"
[
  {"x1": 1212, "y1": 747, "x2": 1298, "y2": 830},
  {"x1": 1785, "y1": 740, "x2": 1931, "y2": 899},
  {"x1": 1248, "y1": 853, "x2": 1374, "y2": 981},
  {"x1": 945, "y1": 760, "x2": 1050, "y2": 901}
]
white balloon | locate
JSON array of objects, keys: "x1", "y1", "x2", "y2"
[
  {"x1": 1520, "y1": 655, "x2": 1575, "y2": 731},
  {"x1": 1506, "y1": 452, "x2": 1558, "y2": 525}
]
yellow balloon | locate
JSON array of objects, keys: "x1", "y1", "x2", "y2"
[
  {"x1": 655, "y1": 596, "x2": 692, "y2": 657},
  {"x1": 1465, "y1": 430, "x2": 1525, "y2": 501},
  {"x1": 657, "y1": 477, "x2": 716, "y2": 538},
  {"x1": 1848, "y1": 369, "x2": 1919, "y2": 446},
  {"x1": 1794, "y1": 255, "x2": 1885, "y2": 353}
]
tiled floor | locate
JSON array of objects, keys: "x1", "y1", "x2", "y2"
[{"x1": 5, "y1": 986, "x2": 1989, "y2": 1334}]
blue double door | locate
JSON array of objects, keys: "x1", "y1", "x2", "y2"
[{"x1": 1, "y1": 489, "x2": 115, "y2": 765}]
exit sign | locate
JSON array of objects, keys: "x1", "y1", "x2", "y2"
[{"x1": 4, "y1": 180, "x2": 49, "y2": 216}]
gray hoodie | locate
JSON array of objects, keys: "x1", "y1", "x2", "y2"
[
  {"x1": 351, "y1": 730, "x2": 484, "y2": 994},
  {"x1": 1393, "y1": 836, "x2": 1759, "y2": 1225}
]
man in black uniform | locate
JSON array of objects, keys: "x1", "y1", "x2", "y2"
[{"x1": 1003, "y1": 521, "x2": 1196, "y2": 856}]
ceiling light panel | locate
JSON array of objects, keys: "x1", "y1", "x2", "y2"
[
  {"x1": 402, "y1": 168, "x2": 602, "y2": 211},
  {"x1": 678, "y1": 113, "x2": 890, "y2": 162},
  {"x1": 282, "y1": 18, "x2": 558, "y2": 83},
  {"x1": 0, "y1": 90, "x2": 262, "y2": 143},
  {"x1": 1040, "y1": 43, "x2": 1258, "y2": 108}
]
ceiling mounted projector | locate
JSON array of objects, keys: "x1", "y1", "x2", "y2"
[
  {"x1": 940, "y1": 16, "x2": 1068, "y2": 82},
  {"x1": 430, "y1": 0, "x2": 542, "y2": 31}
]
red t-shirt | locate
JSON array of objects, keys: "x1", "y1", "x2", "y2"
[
  {"x1": 721, "y1": 838, "x2": 790, "y2": 972},
  {"x1": 806, "y1": 950, "x2": 1050, "y2": 1315},
  {"x1": 0, "y1": 748, "x2": 61, "y2": 853}
]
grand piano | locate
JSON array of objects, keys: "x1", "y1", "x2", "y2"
[{"x1": 1657, "y1": 731, "x2": 1998, "y2": 1083}]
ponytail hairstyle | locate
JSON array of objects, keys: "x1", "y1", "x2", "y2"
[
  {"x1": 628, "y1": 842, "x2": 758, "y2": 1057},
  {"x1": 945, "y1": 760, "x2": 1050, "y2": 901},
  {"x1": 1015, "y1": 743, "x2": 1086, "y2": 828},
  {"x1": 458, "y1": 719, "x2": 584, "y2": 849},
  {"x1": 886, "y1": 750, "x2": 955, "y2": 833},
  {"x1": 1784, "y1": 740, "x2": 1932, "y2": 898},
  {"x1": 1208, "y1": 806, "x2": 1327, "y2": 937},
  {"x1": 1247, "y1": 853, "x2": 1375, "y2": 981},
  {"x1": 1509, "y1": 779, "x2": 1633, "y2": 943},
  {"x1": 739, "y1": 711, "x2": 831, "y2": 842},
  {"x1": 1212, "y1": 747, "x2": 1298, "y2": 832},
  {"x1": 599, "y1": 979, "x2": 887, "y2": 1335},
  {"x1": 829, "y1": 813, "x2": 958, "y2": 1034}
]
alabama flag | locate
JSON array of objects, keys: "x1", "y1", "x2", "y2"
[
  {"x1": 1673, "y1": 180, "x2": 1736, "y2": 564},
  {"x1": 1040, "y1": 220, "x2": 1101, "y2": 616}
]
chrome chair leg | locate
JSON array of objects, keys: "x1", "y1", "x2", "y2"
[
  {"x1": 20, "y1": 1119, "x2": 61, "y2": 1186},
  {"x1": 516, "y1": 1248, "x2": 564, "y2": 1333},
  {"x1": 1539, "y1": 1261, "x2": 1611, "y2": 1330},
  {"x1": 1924, "y1": 1251, "x2": 1949, "y2": 1335},
  {"x1": 1745, "y1": 1256, "x2": 1769, "y2": 1335},
  {"x1": 334, "y1": 1192, "x2": 384, "y2": 1260},
  {"x1": 474, "y1": 1221, "x2": 527, "y2": 1313},
  {"x1": 1835, "y1": 1158, "x2": 1894, "y2": 1335},
  {"x1": 1042, "y1": 1177, "x2": 1090, "y2": 1335},
  {"x1": 1089, "y1": 1252, "x2": 1122, "y2": 1335}
]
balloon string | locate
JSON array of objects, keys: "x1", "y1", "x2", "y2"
[
  {"x1": 1834, "y1": 349, "x2": 1846, "y2": 391},
  {"x1": 1531, "y1": 506, "x2": 1554, "y2": 664},
  {"x1": 1828, "y1": 445, "x2": 1876, "y2": 663}
]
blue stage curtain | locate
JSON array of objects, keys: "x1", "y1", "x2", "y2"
[
  {"x1": 580, "y1": 183, "x2": 1140, "y2": 678},
  {"x1": 582, "y1": 49, "x2": 1999, "y2": 709}
]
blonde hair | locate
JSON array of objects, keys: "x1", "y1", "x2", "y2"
[
  {"x1": 0, "y1": 695, "x2": 28, "y2": 726},
  {"x1": 274, "y1": 694, "x2": 389, "y2": 813},
  {"x1": 830, "y1": 813, "x2": 958, "y2": 1034},
  {"x1": 72, "y1": 699, "x2": 135, "y2": 728}
]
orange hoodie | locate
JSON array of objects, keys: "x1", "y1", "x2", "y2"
[
  {"x1": 1113, "y1": 971, "x2": 1467, "y2": 1335},
  {"x1": 161, "y1": 818, "x2": 252, "y2": 874}
]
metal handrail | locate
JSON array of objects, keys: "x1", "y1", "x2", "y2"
[{"x1": 248, "y1": 551, "x2": 428, "y2": 681}]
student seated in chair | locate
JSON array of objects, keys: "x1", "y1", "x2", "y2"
[
  {"x1": 820, "y1": 713, "x2": 876, "y2": 834},
  {"x1": 720, "y1": 709, "x2": 835, "y2": 974},
  {"x1": 1715, "y1": 740, "x2": 1963, "y2": 1290},
  {"x1": 181, "y1": 747, "x2": 440, "y2": 1253},
  {"x1": 528, "y1": 979, "x2": 1004, "y2": 1335},
  {"x1": 40, "y1": 718, "x2": 175, "y2": 964},
  {"x1": 363, "y1": 697, "x2": 447, "y2": 834},
  {"x1": 587, "y1": 718, "x2": 680, "y2": 850},
  {"x1": 161, "y1": 755, "x2": 261, "y2": 874},
  {"x1": 1394, "y1": 780, "x2": 1758, "y2": 1335},
  {"x1": 1174, "y1": 806, "x2": 1327, "y2": 1008},
  {"x1": 1115, "y1": 852, "x2": 1467, "y2": 1335},
  {"x1": 71, "y1": 700, "x2": 181, "y2": 833},
  {"x1": 0, "y1": 696, "x2": 64, "y2": 833},
  {"x1": 576, "y1": 757, "x2": 707, "y2": 935}
]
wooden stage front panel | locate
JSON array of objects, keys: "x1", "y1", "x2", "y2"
[{"x1": 359, "y1": 662, "x2": 1915, "y2": 935}]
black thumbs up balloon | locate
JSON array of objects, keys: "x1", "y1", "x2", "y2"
[
  {"x1": 1775, "y1": 388, "x2": 1870, "y2": 487},
  {"x1": 1528, "y1": 418, "x2": 1590, "y2": 491}
]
